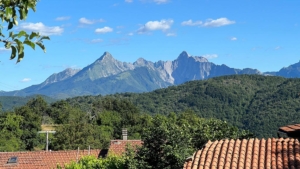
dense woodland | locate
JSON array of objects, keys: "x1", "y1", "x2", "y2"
[
  {"x1": 0, "y1": 95, "x2": 251, "y2": 152},
  {"x1": 2, "y1": 74, "x2": 300, "y2": 168},
  {"x1": 64, "y1": 75, "x2": 300, "y2": 138},
  {"x1": 1, "y1": 74, "x2": 300, "y2": 152}
]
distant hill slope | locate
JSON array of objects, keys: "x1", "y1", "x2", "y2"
[
  {"x1": 0, "y1": 95, "x2": 56, "y2": 111},
  {"x1": 1, "y1": 52, "x2": 300, "y2": 99},
  {"x1": 65, "y1": 75, "x2": 300, "y2": 138},
  {"x1": 0, "y1": 51, "x2": 262, "y2": 99}
]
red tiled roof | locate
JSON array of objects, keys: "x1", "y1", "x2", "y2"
[
  {"x1": 0, "y1": 149, "x2": 100, "y2": 169},
  {"x1": 108, "y1": 140, "x2": 142, "y2": 156},
  {"x1": 279, "y1": 124, "x2": 300, "y2": 133},
  {"x1": 183, "y1": 138, "x2": 300, "y2": 169}
]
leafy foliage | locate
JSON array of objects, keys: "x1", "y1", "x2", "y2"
[
  {"x1": 58, "y1": 155, "x2": 126, "y2": 169},
  {"x1": 130, "y1": 112, "x2": 252, "y2": 169},
  {"x1": 63, "y1": 75, "x2": 300, "y2": 138},
  {"x1": 0, "y1": 0, "x2": 49, "y2": 62}
]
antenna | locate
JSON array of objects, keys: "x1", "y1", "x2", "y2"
[{"x1": 37, "y1": 131, "x2": 56, "y2": 151}]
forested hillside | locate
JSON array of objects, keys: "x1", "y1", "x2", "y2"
[
  {"x1": 0, "y1": 96, "x2": 250, "y2": 153},
  {"x1": 0, "y1": 95, "x2": 56, "y2": 112},
  {"x1": 65, "y1": 75, "x2": 300, "y2": 138}
]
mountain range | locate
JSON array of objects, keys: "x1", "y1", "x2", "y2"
[{"x1": 1, "y1": 51, "x2": 300, "y2": 99}]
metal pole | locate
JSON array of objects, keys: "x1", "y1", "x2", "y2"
[
  {"x1": 37, "y1": 131, "x2": 56, "y2": 152},
  {"x1": 46, "y1": 131, "x2": 49, "y2": 151}
]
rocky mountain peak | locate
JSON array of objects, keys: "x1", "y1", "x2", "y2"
[
  {"x1": 98, "y1": 51, "x2": 114, "y2": 62},
  {"x1": 41, "y1": 68, "x2": 81, "y2": 87},
  {"x1": 193, "y1": 56, "x2": 208, "y2": 62},
  {"x1": 177, "y1": 51, "x2": 190, "y2": 60},
  {"x1": 134, "y1": 58, "x2": 151, "y2": 66}
]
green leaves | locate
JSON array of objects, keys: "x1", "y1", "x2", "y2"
[
  {"x1": 36, "y1": 41, "x2": 46, "y2": 52},
  {"x1": 24, "y1": 40, "x2": 35, "y2": 50},
  {"x1": 10, "y1": 45, "x2": 17, "y2": 60},
  {"x1": 29, "y1": 32, "x2": 39, "y2": 39},
  {"x1": 19, "y1": 8, "x2": 26, "y2": 20},
  {"x1": 0, "y1": 0, "x2": 48, "y2": 63},
  {"x1": 5, "y1": 7, "x2": 12, "y2": 20}
]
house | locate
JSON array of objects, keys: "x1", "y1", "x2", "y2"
[
  {"x1": 0, "y1": 128, "x2": 142, "y2": 168},
  {"x1": 108, "y1": 140, "x2": 143, "y2": 156},
  {"x1": 183, "y1": 138, "x2": 300, "y2": 169},
  {"x1": 107, "y1": 128, "x2": 142, "y2": 156},
  {"x1": 0, "y1": 149, "x2": 101, "y2": 169},
  {"x1": 277, "y1": 123, "x2": 300, "y2": 139}
]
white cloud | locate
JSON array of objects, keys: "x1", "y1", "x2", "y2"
[
  {"x1": 153, "y1": 0, "x2": 169, "y2": 4},
  {"x1": 181, "y1": 18, "x2": 235, "y2": 27},
  {"x1": 0, "y1": 47, "x2": 9, "y2": 54},
  {"x1": 21, "y1": 78, "x2": 31, "y2": 82},
  {"x1": 0, "y1": 47, "x2": 9, "y2": 51},
  {"x1": 19, "y1": 22, "x2": 63, "y2": 36},
  {"x1": 166, "y1": 33, "x2": 176, "y2": 36},
  {"x1": 55, "y1": 16, "x2": 70, "y2": 21},
  {"x1": 202, "y1": 54, "x2": 218, "y2": 59},
  {"x1": 128, "y1": 32, "x2": 134, "y2": 36},
  {"x1": 231, "y1": 37, "x2": 237, "y2": 41},
  {"x1": 90, "y1": 39, "x2": 103, "y2": 43},
  {"x1": 181, "y1": 19, "x2": 202, "y2": 26},
  {"x1": 95, "y1": 27, "x2": 113, "y2": 34},
  {"x1": 202, "y1": 18, "x2": 235, "y2": 27},
  {"x1": 79, "y1": 17, "x2": 105, "y2": 25},
  {"x1": 138, "y1": 19, "x2": 173, "y2": 33},
  {"x1": 125, "y1": 0, "x2": 133, "y2": 3}
]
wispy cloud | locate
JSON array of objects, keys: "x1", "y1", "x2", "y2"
[
  {"x1": 95, "y1": 27, "x2": 113, "y2": 34},
  {"x1": 19, "y1": 22, "x2": 63, "y2": 36},
  {"x1": 231, "y1": 37, "x2": 237, "y2": 41},
  {"x1": 202, "y1": 54, "x2": 218, "y2": 59},
  {"x1": 55, "y1": 16, "x2": 71, "y2": 21},
  {"x1": 138, "y1": 19, "x2": 173, "y2": 34},
  {"x1": 153, "y1": 0, "x2": 170, "y2": 4},
  {"x1": 0, "y1": 47, "x2": 10, "y2": 53},
  {"x1": 79, "y1": 17, "x2": 105, "y2": 25},
  {"x1": 203, "y1": 18, "x2": 235, "y2": 27},
  {"x1": 166, "y1": 33, "x2": 176, "y2": 36},
  {"x1": 90, "y1": 39, "x2": 103, "y2": 43},
  {"x1": 181, "y1": 19, "x2": 202, "y2": 26},
  {"x1": 182, "y1": 18, "x2": 235, "y2": 27},
  {"x1": 20, "y1": 78, "x2": 31, "y2": 82},
  {"x1": 125, "y1": 0, "x2": 133, "y2": 3}
]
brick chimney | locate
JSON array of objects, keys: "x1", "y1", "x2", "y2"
[{"x1": 122, "y1": 128, "x2": 127, "y2": 140}]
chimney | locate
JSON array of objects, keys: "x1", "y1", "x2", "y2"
[{"x1": 122, "y1": 128, "x2": 127, "y2": 140}]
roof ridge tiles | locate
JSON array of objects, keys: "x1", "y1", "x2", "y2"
[
  {"x1": 184, "y1": 138, "x2": 300, "y2": 169},
  {"x1": 218, "y1": 139, "x2": 228, "y2": 168},
  {"x1": 231, "y1": 139, "x2": 241, "y2": 169},
  {"x1": 224, "y1": 139, "x2": 235, "y2": 169},
  {"x1": 211, "y1": 140, "x2": 223, "y2": 168}
]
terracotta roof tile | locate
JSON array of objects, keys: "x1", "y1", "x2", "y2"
[
  {"x1": 0, "y1": 149, "x2": 101, "y2": 169},
  {"x1": 183, "y1": 138, "x2": 300, "y2": 169},
  {"x1": 108, "y1": 140, "x2": 142, "y2": 156}
]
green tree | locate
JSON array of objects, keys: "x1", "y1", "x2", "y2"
[
  {"x1": 133, "y1": 114, "x2": 194, "y2": 169},
  {"x1": 129, "y1": 112, "x2": 254, "y2": 169},
  {"x1": 52, "y1": 108, "x2": 102, "y2": 150},
  {"x1": 14, "y1": 105, "x2": 41, "y2": 150},
  {"x1": 58, "y1": 155, "x2": 126, "y2": 169},
  {"x1": 0, "y1": 0, "x2": 49, "y2": 62},
  {"x1": 0, "y1": 112, "x2": 23, "y2": 151}
]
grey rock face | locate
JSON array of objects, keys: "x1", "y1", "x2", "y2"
[
  {"x1": 276, "y1": 61, "x2": 300, "y2": 78},
  {"x1": 40, "y1": 68, "x2": 81, "y2": 87},
  {"x1": 0, "y1": 51, "x2": 280, "y2": 99}
]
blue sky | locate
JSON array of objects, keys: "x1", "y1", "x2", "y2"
[{"x1": 1, "y1": 0, "x2": 300, "y2": 91}]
